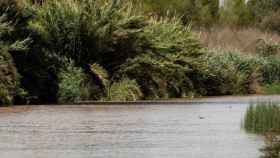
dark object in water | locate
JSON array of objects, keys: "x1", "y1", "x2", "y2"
[{"x1": 199, "y1": 116, "x2": 205, "y2": 119}]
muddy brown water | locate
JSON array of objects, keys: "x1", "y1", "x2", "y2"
[{"x1": 1, "y1": 96, "x2": 277, "y2": 158}]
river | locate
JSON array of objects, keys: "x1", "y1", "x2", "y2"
[{"x1": 0, "y1": 96, "x2": 273, "y2": 158}]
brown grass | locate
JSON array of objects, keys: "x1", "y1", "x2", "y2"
[{"x1": 195, "y1": 27, "x2": 280, "y2": 53}]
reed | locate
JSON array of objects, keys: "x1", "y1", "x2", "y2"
[{"x1": 244, "y1": 103, "x2": 280, "y2": 134}]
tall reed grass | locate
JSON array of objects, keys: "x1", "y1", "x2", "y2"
[
  {"x1": 244, "y1": 103, "x2": 280, "y2": 134},
  {"x1": 244, "y1": 103, "x2": 280, "y2": 158}
]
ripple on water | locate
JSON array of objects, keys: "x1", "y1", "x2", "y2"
[{"x1": 0, "y1": 102, "x2": 265, "y2": 158}]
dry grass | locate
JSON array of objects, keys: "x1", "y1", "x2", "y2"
[{"x1": 195, "y1": 27, "x2": 280, "y2": 54}]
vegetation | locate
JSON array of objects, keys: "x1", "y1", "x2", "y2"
[
  {"x1": 244, "y1": 103, "x2": 280, "y2": 133},
  {"x1": 263, "y1": 83, "x2": 280, "y2": 95},
  {"x1": 57, "y1": 60, "x2": 89, "y2": 103},
  {"x1": 104, "y1": 78, "x2": 142, "y2": 101},
  {"x1": 244, "y1": 103, "x2": 280, "y2": 158},
  {"x1": 1, "y1": 0, "x2": 280, "y2": 105},
  {"x1": 0, "y1": 1, "x2": 30, "y2": 105}
]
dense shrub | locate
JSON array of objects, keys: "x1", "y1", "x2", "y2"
[
  {"x1": 58, "y1": 61, "x2": 89, "y2": 103},
  {"x1": 252, "y1": 40, "x2": 280, "y2": 85},
  {"x1": 118, "y1": 17, "x2": 203, "y2": 99},
  {"x1": 247, "y1": 0, "x2": 280, "y2": 21},
  {"x1": 89, "y1": 63, "x2": 143, "y2": 101},
  {"x1": 0, "y1": 0, "x2": 58, "y2": 104},
  {"x1": 29, "y1": 0, "x2": 150, "y2": 72},
  {"x1": 201, "y1": 50, "x2": 262, "y2": 95},
  {"x1": 261, "y1": 56, "x2": 280, "y2": 84},
  {"x1": 0, "y1": 46, "x2": 21, "y2": 105},
  {"x1": 0, "y1": 1, "x2": 32, "y2": 105},
  {"x1": 3, "y1": 0, "x2": 280, "y2": 105}
]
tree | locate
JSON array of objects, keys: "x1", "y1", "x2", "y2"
[
  {"x1": 221, "y1": 0, "x2": 252, "y2": 26},
  {"x1": 247, "y1": 0, "x2": 280, "y2": 22}
]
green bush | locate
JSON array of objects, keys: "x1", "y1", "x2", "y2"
[
  {"x1": 29, "y1": 0, "x2": 150, "y2": 72},
  {"x1": 4, "y1": 0, "x2": 280, "y2": 105},
  {"x1": 118, "y1": 17, "x2": 203, "y2": 99},
  {"x1": 57, "y1": 60, "x2": 89, "y2": 103},
  {"x1": 0, "y1": 46, "x2": 21, "y2": 105},
  {"x1": 261, "y1": 56, "x2": 280, "y2": 84},
  {"x1": 0, "y1": 10, "x2": 30, "y2": 105},
  {"x1": 201, "y1": 50, "x2": 262, "y2": 95}
]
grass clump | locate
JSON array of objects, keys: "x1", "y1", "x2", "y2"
[
  {"x1": 244, "y1": 103, "x2": 280, "y2": 158},
  {"x1": 244, "y1": 103, "x2": 280, "y2": 134},
  {"x1": 104, "y1": 78, "x2": 142, "y2": 101}
]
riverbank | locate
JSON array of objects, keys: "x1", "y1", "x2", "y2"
[
  {"x1": 72, "y1": 95, "x2": 280, "y2": 105},
  {"x1": 7, "y1": 95, "x2": 280, "y2": 107}
]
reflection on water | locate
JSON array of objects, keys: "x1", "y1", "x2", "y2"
[{"x1": 0, "y1": 103, "x2": 264, "y2": 158}]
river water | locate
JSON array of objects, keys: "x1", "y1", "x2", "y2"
[{"x1": 0, "y1": 97, "x2": 269, "y2": 158}]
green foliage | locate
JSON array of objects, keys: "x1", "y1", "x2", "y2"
[
  {"x1": 29, "y1": 0, "x2": 149, "y2": 72},
  {"x1": 2, "y1": 0, "x2": 280, "y2": 105},
  {"x1": 0, "y1": 45, "x2": 20, "y2": 105},
  {"x1": 244, "y1": 103, "x2": 280, "y2": 134},
  {"x1": 263, "y1": 83, "x2": 280, "y2": 95},
  {"x1": 119, "y1": 54, "x2": 194, "y2": 99},
  {"x1": 261, "y1": 56, "x2": 280, "y2": 84},
  {"x1": 135, "y1": 0, "x2": 219, "y2": 27},
  {"x1": 119, "y1": 17, "x2": 203, "y2": 99},
  {"x1": 58, "y1": 60, "x2": 88, "y2": 103},
  {"x1": 202, "y1": 50, "x2": 262, "y2": 95},
  {"x1": 104, "y1": 78, "x2": 142, "y2": 101},
  {"x1": 0, "y1": 8, "x2": 30, "y2": 105}
]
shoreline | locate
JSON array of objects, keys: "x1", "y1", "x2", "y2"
[
  {"x1": 76, "y1": 95, "x2": 280, "y2": 105},
  {"x1": 5, "y1": 95, "x2": 280, "y2": 107}
]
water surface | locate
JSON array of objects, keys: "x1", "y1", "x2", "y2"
[{"x1": 0, "y1": 100, "x2": 265, "y2": 158}]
